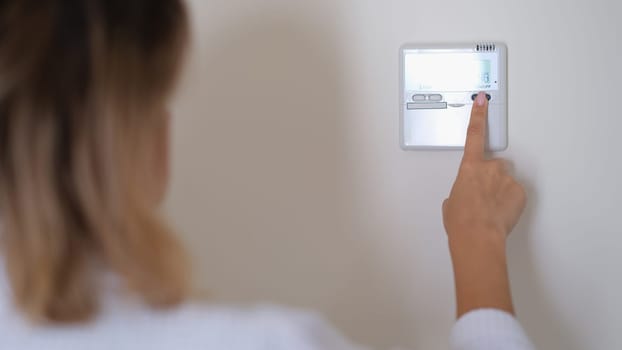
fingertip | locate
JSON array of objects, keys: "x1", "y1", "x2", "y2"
[{"x1": 475, "y1": 92, "x2": 488, "y2": 107}]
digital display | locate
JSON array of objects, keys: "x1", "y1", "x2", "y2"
[{"x1": 404, "y1": 52, "x2": 499, "y2": 92}]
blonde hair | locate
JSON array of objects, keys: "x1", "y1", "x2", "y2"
[{"x1": 0, "y1": 0, "x2": 190, "y2": 322}]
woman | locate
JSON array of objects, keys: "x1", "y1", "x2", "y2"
[{"x1": 0, "y1": 1, "x2": 534, "y2": 349}]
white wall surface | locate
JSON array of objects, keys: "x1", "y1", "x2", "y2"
[{"x1": 166, "y1": 0, "x2": 622, "y2": 349}]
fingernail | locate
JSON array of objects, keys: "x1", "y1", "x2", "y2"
[{"x1": 476, "y1": 92, "x2": 486, "y2": 106}]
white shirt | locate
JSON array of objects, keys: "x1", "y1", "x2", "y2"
[{"x1": 0, "y1": 265, "x2": 534, "y2": 350}]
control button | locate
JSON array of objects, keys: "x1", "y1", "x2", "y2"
[
  {"x1": 471, "y1": 93, "x2": 492, "y2": 101},
  {"x1": 412, "y1": 94, "x2": 427, "y2": 101},
  {"x1": 428, "y1": 94, "x2": 443, "y2": 102},
  {"x1": 407, "y1": 102, "x2": 448, "y2": 110},
  {"x1": 448, "y1": 103, "x2": 466, "y2": 108}
]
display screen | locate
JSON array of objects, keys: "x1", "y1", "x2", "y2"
[{"x1": 404, "y1": 52, "x2": 499, "y2": 92}]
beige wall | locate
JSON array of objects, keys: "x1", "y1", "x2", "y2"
[{"x1": 166, "y1": 0, "x2": 622, "y2": 349}]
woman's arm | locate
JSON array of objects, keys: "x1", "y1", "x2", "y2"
[
  {"x1": 444, "y1": 93, "x2": 534, "y2": 350},
  {"x1": 443, "y1": 92, "x2": 526, "y2": 318}
]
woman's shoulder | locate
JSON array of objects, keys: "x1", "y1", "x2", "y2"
[
  {"x1": 0, "y1": 260, "x2": 363, "y2": 350},
  {"x1": 150, "y1": 302, "x2": 364, "y2": 350},
  {"x1": 0, "y1": 295, "x2": 363, "y2": 350}
]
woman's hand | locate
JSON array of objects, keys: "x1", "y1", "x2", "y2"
[{"x1": 443, "y1": 92, "x2": 527, "y2": 318}]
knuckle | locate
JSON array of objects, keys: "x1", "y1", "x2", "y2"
[
  {"x1": 518, "y1": 183, "x2": 527, "y2": 199},
  {"x1": 513, "y1": 182, "x2": 527, "y2": 202},
  {"x1": 466, "y1": 123, "x2": 484, "y2": 137},
  {"x1": 460, "y1": 161, "x2": 479, "y2": 174},
  {"x1": 487, "y1": 159, "x2": 506, "y2": 174},
  {"x1": 502, "y1": 176, "x2": 515, "y2": 188},
  {"x1": 493, "y1": 159, "x2": 506, "y2": 171}
]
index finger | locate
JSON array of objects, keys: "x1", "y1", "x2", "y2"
[{"x1": 463, "y1": 92, "x2": 489, "y2": 162}]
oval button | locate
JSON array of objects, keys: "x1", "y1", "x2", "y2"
[
  {"x1": 412, "y1": 94, "x2": 427, "y2": 102},
  {"x1": 471, "y1": 93, "x2": 492, "y2": 101},
  {"x1": 428, "y1": 94, "x2": 443, "y2": 102}
]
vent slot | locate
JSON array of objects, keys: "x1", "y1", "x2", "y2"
[{"x1": 476, "y1": 43, "x2": 496, "y2": 52}]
